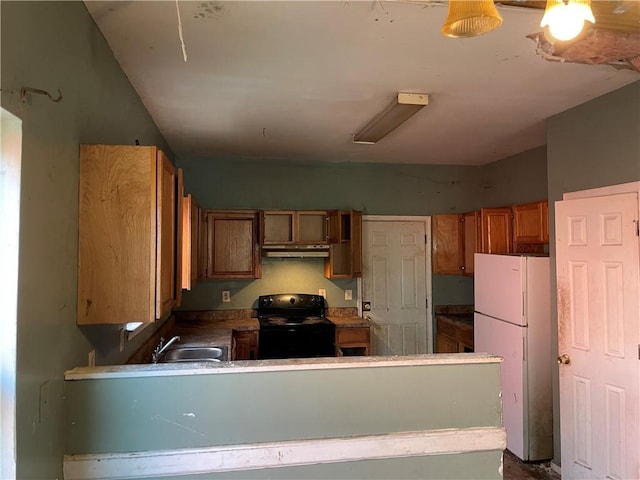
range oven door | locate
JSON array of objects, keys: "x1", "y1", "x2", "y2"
[{"x1": 259, "y1": 325, "x2": 336, "y2": 360}]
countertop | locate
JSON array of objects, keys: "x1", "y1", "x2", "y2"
[
  {"x1": 168, "y1": 316, "x2": 368, "y2": 351},
  {"x1": 327, "y1": 316, "x2": 370, "y2": 328},
  {"x1": 434, "y1": 305, "x2": 474, "y2": 330},
  {"x1": 172, "y1": 317, "x2": 259, "y2": 349},
  {"x1": 65, "y1": 353, "x2": 502, "y2": 380}
]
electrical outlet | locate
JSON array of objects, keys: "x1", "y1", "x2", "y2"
[
  {"x1": 344, "y1": 289, "x2": 353, "y2": 300},
  {"x1": 318, "y1": 288, "x2": 326, "y2": 298},
  {"x1": 88, "y1": 349, "x2": 96, "y2": 367},
  {"x1": 119, "y1": 329, "x2": 125, "y2": 352},
  {"x1": 222, "y1": 290, "x2": 231, "y2": 302}
]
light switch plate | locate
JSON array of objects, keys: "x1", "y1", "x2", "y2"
[
  {"x1": 318, "y1": 289, "x2": 326, "y2": 298},
  {"x1": 222, "y1": 290, "x2": 231, "y2": 302},
  {"x1": 344, "y1": 289, "x2": 353, "y2": 300}
]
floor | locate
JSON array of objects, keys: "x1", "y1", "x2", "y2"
[{"x1": 503, "y1": 450, "x2": 561, "y2": 480}]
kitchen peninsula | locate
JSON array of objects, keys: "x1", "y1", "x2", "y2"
[{"x1": 64, "y1": 353, "x2": 505, "y2": 480}]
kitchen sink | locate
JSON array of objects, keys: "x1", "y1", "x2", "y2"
[{"x1": 157, "y1": 346, "x2": 228, "y2": 363}]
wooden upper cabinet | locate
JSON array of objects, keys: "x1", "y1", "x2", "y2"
[
  {"x1": 513, "y1": 200, "x2": 549, "y2": 244},
  {"x1": 432, "y1": 214, "x2": 463, "y2": 274},
  {"x1": 260, "y1": 210, "x2": 327, "y2": 244},
  {"x1": 181, "y1": 194, "x2": 200, "y2": 290},
  {"x1": 204, "y1": 210, "x2": 261, "y2": 279},
  {"x1": 325, "y1": 210, "x2": 362, "y2": 278},
  {"x1": 480, "y1": 207, "x2": 513, "y2": 254},
  {"x1": 173, "y1": 167, "x2": 184, "y2": 308},
  {"x1": 77, "y1": 144, "x2": 177, "y2": 325},
  {"x1": 461, "y1": 211, "x2": 480, "y2": 276}
]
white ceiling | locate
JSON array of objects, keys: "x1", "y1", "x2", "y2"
[{"x1": 85, "y1": 1, "x2": 639, "y2": 166}]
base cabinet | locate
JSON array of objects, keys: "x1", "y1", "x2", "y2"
[
  {"x1": 335, "y1": 326, "x2": 370, "y2": 356},
  {"x1": 435, "y1": 317, "x2": 473, "y2": 353},
  {"x1": 232, "y1": 330, "x2": 259, "y2": 360}
]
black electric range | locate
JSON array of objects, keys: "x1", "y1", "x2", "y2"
[{"x1": 257, "y1": 293, "x2": 336, "y2": 359}]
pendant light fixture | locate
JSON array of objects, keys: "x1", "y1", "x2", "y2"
[
  {"x1": 540, "y1": 0, "x2": 595, "y2": 41},
  {"x1": 442, "y1": 0, "x2": 503, "y2": 38}
]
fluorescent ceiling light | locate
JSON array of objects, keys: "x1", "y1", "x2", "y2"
[{"x1": 353, "y1": 93, "x2": 429, "y2": 144}]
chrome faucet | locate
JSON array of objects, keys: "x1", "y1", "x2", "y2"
[{"x1": 152, "y1": 335, "x2": 180, "y2": 363}]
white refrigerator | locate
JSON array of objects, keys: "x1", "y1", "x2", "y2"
[{"x1": 474, "y1": 253, "x2": 553, "y2": 461}]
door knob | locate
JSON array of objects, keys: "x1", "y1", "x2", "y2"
[{"x1": 557, "y1": 354, "x2": 571, "y2": 365}]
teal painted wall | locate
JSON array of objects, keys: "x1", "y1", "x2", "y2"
[
  {"x1": 546, "y1": 80, "x2": 640, "y2": 465},
  {"x1": 177, "y1": 146, "x2": 548, "y2": 311},
  {"x1": 1, "y1": 2, "x2": 174, "y2": 477}
]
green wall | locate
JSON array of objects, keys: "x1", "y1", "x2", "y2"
[
  {"x1": 177, "y1": 145, "x2": 548, "y2": 311},
  {"x1": 1, "y1": 2, "x2": 174, "y2": 477},
  {"x1": 546, "y1": 80, "x2": 640, "y2": 465}
]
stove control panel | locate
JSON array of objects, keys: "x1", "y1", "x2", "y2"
[{"x1": 258, "y1": 293, "x2": 326, "y2": 310}]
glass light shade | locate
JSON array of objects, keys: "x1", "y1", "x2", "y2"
[
  {"x1": 442, "y1": 0, "x2": 503, "y2": 38},
  {"x1": 540, "y1": 0, "x2": 595, "y2": 41}
]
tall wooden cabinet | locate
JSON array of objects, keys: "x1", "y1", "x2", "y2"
[
  {"x1": 325, "y1": 210, "x2": 362, "y2": 278},
  {"x1": 77, "y1": 144, "x2": 178, "y2": 324},
  {"x1": 203, "y1": 210, "x2": 261, "y2": 279}
]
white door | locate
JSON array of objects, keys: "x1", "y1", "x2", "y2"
[
  {"x1": 362, "y1": 219, "x2": 430, "y2": 355},
  {"x1": 555, "y1": 192, "x2": 639, "y2": 479}
]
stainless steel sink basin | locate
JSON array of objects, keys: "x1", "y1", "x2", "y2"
[{"x1": 158, "y1": 346, "x2": 228, "y2": 363}]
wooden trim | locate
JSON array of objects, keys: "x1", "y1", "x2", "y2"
[
  {"x1": 562, "y1": 181, "x2": 640, "y2": 201},
  {"x1": 64, "y1": 426, "x2": 506, "y2": 480}
]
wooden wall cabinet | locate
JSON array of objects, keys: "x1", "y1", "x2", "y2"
[
  {"x1": 435, "y1": 317, "x2": 473, "y2": 353},
  {"x1": 432, "y1": 214, "x2": 463, "y2": 274},
  {"x1": 325, "y1": 210, "x2": 362, "y2": 278},
  {"x1": 335, "y1": 326, "x2": 370, "y2": 356},
  {"x1": 203, "y1": 210, "x2": 261, "y2": 279},
  {"x1": 513, "y1": 200, "x2": 549, "y2": 244},
  {"x1": 232, "y1": 330, "x2": 259, "y2": 360},
  {"x1": 181, "y1": 194, "x2": 200, "y2": 290},
  {"x1": 261, "y1": 210, "x2": 327, "y2": 244},
  {"x1": 480, "y1": 207, "x2": 513, "y2": 254},
  {"x1": 77, "y1": 144, "x2": 178, "y2": 325}
]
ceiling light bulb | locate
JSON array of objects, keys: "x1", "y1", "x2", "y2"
[{"x1": 540, "y1": 0, "x2": 595, "y2": 42}]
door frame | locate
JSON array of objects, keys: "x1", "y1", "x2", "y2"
[{"x1": 358, "y1": 215, "x2": 433, "y2": 353}]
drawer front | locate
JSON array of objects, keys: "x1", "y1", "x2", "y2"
[
  {"x1": 436, "y1": 318, "x2": 457, "y2": 339},
  {"x1": 336, "y1": 327, "x2": 370, "y2": 346}
]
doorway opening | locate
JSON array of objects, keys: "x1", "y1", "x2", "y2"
[{"x1": 1, "y1": 107, "x2": 22, "y2": 478}]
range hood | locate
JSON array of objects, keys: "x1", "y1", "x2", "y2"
[{"x1": 262, "y1": 244, "x2": 330, "y2": 258}]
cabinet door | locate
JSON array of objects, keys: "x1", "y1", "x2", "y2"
[
  {"x1": 513, "y1": 201, "x2": 547, "y2": 243},
  {"x1": 432, "y1": 214, "x2": 463, "y2": 274},
  {"x1": 480, "y1": 207, "x2": 513, "y2": 254},
  {"x1": 205, "y1": 210, "x2": 260, "y2": 279},
  {"x1": 174, "y1": 168, "x2": 184, "y2": 307},
  {"x1": 462, "y1": 211, "x2": 480, "y2": 276},
  {"x1": 198, "y1": 207, "x2": 207, "y2": 281},
  {"x1": 351, "y1": 210, "x2": 363, "y2": 277},
  {"x1": 297, "y1": 211, "x2": 327, "y2": 243},
  {"x1": 181, "y1": 194, "x2": 200, "y2": 290},
  {"x1": 156, "y1": 150, "x2": 177, "y2": 319},
  {"x1": 261, "y1": 210, "x2": 295, "y2": 244},
  {"x1": 436, "y1": 333, "x2": 459, "y2": 353},
  {"x1": 232, "y1": 330, "x2": 259, "y2": 360}
]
